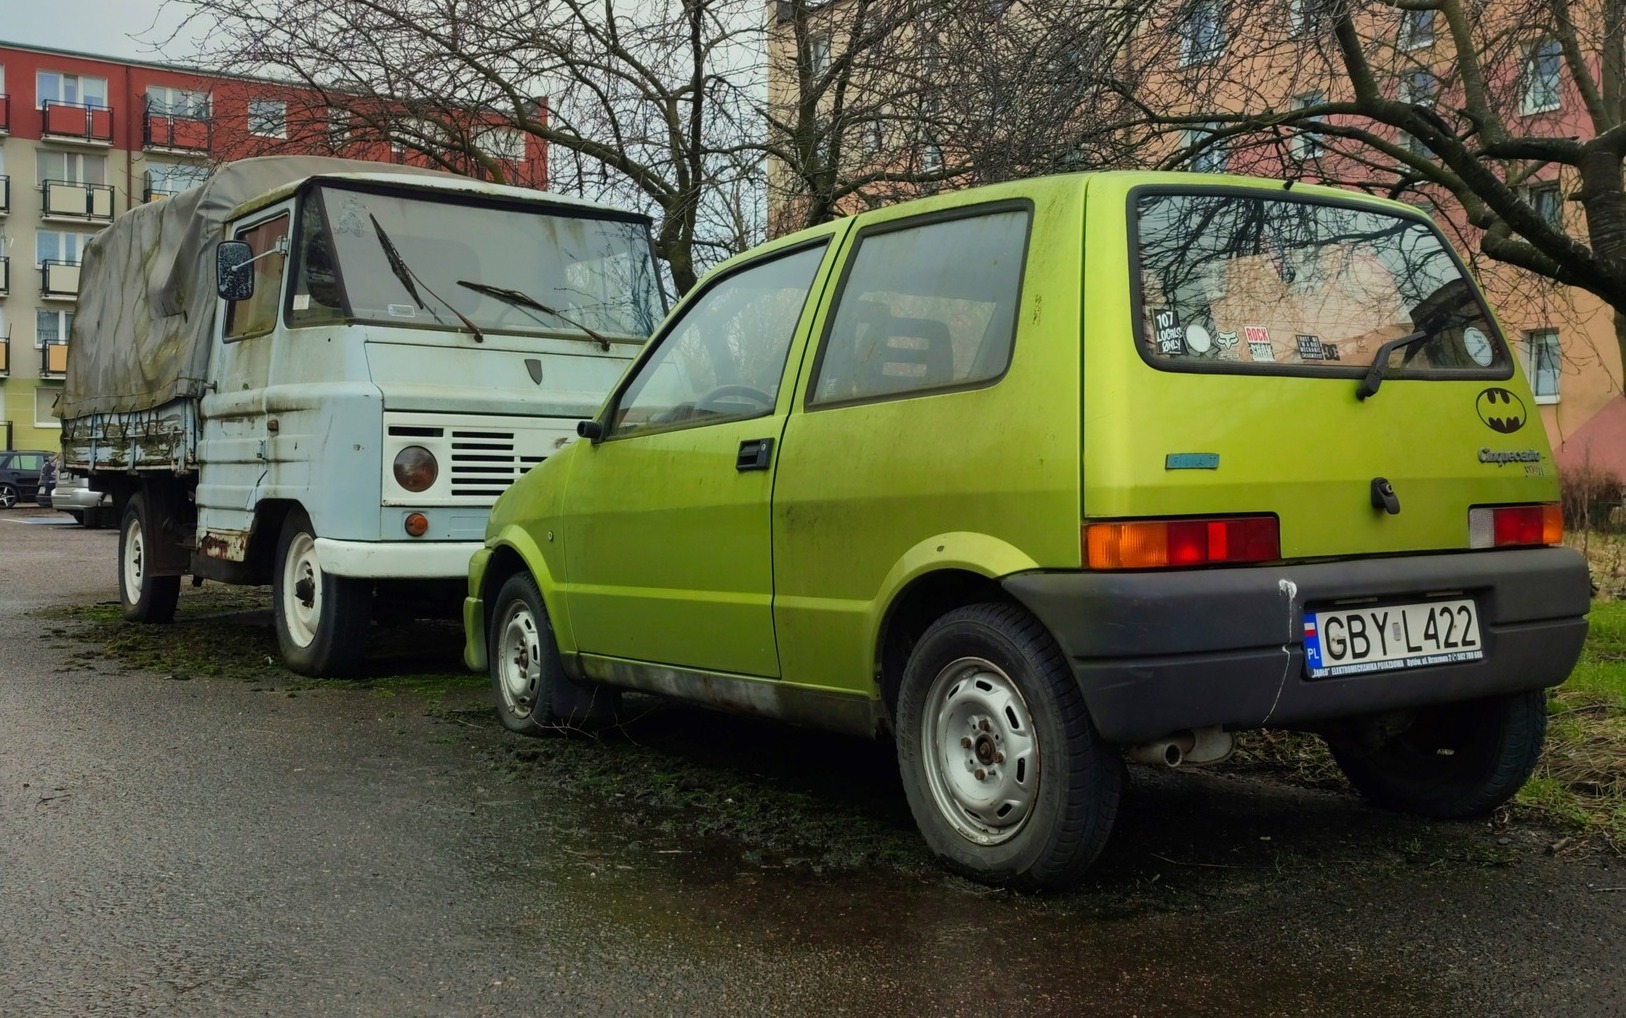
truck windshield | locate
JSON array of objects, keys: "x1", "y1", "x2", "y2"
[
  {"x1": 291, "y1": 184, "x2": 662, "y2": 338},
  {"x1": 1133, "y1": 190, "x2": 1510, "y2": 376}
]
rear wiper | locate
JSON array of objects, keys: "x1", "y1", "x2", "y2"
[
  {"x1": 1355, "y1": 329, "x2": 1434, "y2": 401},
  {"x1": 369, "y1": 214, "x2": 485, "y2": 343},
  {"x1": 456, "y1": 279, "x2": 612, "y2": 352}
]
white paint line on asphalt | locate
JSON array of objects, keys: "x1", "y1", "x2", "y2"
[{"x1": 4, "y1": 517, "x2": 78, "y2": 525}]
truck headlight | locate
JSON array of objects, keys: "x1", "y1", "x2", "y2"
[{"x1": 393, "y1": 446, "x2": 439, "y2": 492}]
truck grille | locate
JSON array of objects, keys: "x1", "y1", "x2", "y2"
[{"x1": 448, "y1": 430, "x2": 547, "y2": 497}]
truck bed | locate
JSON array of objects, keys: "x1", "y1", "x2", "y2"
[{"x1": 60, "y1": 397, "x2": 199, "y2": 476}]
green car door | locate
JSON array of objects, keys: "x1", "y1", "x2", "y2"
[{"x1": 559, "y1": 236, "x2": 841, "y2": 678}]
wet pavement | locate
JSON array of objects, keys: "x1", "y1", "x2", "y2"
[{"x1": 3, "y1": 505, "x2": 1625, "y2": 1017}]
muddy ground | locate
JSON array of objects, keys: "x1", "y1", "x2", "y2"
[{"x1": 3, "y1": 507, "x2": 1625, "y2": 1017}]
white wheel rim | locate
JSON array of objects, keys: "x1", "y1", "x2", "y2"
[
  {"x1": 281, "y1": 531, "x2": 322, "y2": 648},
  {"x1": 496, "y1": 599, "x2": 541, "y2": 718},
  {"x1": 921, "y1": 656, "x2": 1040, "y2": 846},
  {"x1": 122, "y1": 516, "x2": 145, "y2": 603}
]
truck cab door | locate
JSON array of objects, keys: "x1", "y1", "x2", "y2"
[{"x1": 197, "y1": 203, "x2": 293, "y2": 548}]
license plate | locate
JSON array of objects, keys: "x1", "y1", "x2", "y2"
[{"x1": 1303, "y1": 599, "x2": 1483, "y2": 678}]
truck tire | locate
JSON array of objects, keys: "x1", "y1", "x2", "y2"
[
  {"x1": 1326, "y1": 691, "x2": 1548, "y2": 818},
  {"x1": 273, "y1": 509, "x2": 371, "y2": 677},
  {"x1": 487, "y1": 572, "x2": 619, "y2": 734},
  {"x1": 895, "y1": 603, "x2": 1122, "y2": 890},
  {"x1": 119, "y1": 493, "x2": 181, "y2": 624}
]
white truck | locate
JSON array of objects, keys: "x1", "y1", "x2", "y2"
[{"x1": 60, "y1": 157, "x2": 662, "y2": 675}]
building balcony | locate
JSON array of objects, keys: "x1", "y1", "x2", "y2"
[
  {"x1": 0, "y1": 94, "x2": 10, "y2": 135},
  {"x1": 0, "y1": 330, "x2": 9, "y2": 378},
  {"x1": 41, "y1": 260, "x2": 81, "y2": 301},
  {"x1": 144, "y1": 106, "x2": 213, "y2": 154},
  {"x1": 40, "y1": 342, "x2": 69, "y2": 379},
  {"x1": 0, "y1": 256, "x2": 9, "y2": 297},
  {"x1": 41, "y1": 180, "x2": 115, "y2": 223},
  {"x1": 41, "y1": 100, "x2": 114, "y2": 146},
  {"x1": 0, "y1": 175, "x2": 9, "y2": 216}
]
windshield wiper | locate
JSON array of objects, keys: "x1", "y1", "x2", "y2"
[
  {"x1": 369, "y1": 214, "x2": 485, "y2": 343},
  {"x1": 1356, "y1": 329, "x2": 1435, "y2": 401},
  {"x1": 456, "y1": 279, "x2": 612, "y2": 352}
]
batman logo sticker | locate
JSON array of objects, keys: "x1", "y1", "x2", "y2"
[{"x1": 1476, "y1": 387, "x2": 1527, "y2": 434}]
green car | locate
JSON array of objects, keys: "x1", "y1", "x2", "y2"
[{"x1": 464, "y1": 172, "x2": 1590, "y2": 889}]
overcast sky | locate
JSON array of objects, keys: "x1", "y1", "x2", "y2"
[{"x1": 5, "y1": 0, "x2": 200, "y2": 63}]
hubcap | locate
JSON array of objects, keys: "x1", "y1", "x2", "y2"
[
  {"x1": 921, "y1": 656, "x2": 1040, "y2": 846},
  {"x1": 122, "y1": 516, "x2": 145, "y2": 603},
  {"x1": 496, "y1": 600, "x2": 541, "y2": 717},
  {"x1": 281, "y1": 532, "x2": 322, "y2": 648}
]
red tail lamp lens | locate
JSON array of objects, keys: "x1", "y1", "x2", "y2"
[
  {"x1": 1085, "y1": 516, "x2": 1280, "y2": 569},
  {"x1": 1470, "y1": 503, "x2": 1562, "y2": 548}
]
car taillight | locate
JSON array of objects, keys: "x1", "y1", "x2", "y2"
[
  {"x1": 1468, "y1": 503, "x2": 1562, "y2": 549},
  {"x1": 1084, "y1": 516, "x2": 1280, "y2": 569}
]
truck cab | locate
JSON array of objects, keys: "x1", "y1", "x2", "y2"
[{"x1": 61, "y1": 159, "x2": 661, "y2": 675}]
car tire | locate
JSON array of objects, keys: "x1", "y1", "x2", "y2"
[
  {"x1": 1326, "y1": 690, "x2": 1548, "y2": 818},
  {"x1": 68, "y1": 511, "x2": 85, "y2": 525},
  {"x1": 273, "y1": 508, "x2": 371, "y2": 677},
  {"x1": 0, "y1": 484, "x2": 16, "y2": 510},
  {"x1": 119, "y1": 493, "x2": 181, "y2": 624},
  {"x1": 895, "y1": 603, "x2": 1122, "y2": 890},
  {"x1": 487, "y1": 572, "x2": 619, "y2": 735}
]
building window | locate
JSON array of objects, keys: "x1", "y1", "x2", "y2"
[
  {"x1": 36, "y1": 151, "x2": 107, "y2": 186},
  {"x1": 1180, "y1": 1, "x2": 1225, "y2": 66},
  {"x1": 146, "y1": 161, "x2": 210, "y2": 200},
  {"x1": 810, "y1": 32, "x2": 832, "y2": 76},
  {"x1": 36, "y1": 231, "x2": 91, "y2": 266},
  {"x1": 1288, "y1": 0, "x2": 1319, "y2": 36},
  {"x1": 37, "y1": 71, "x2": 107, "y2": 108},
  {"x1": 1523, "y1": 328, "x2": 1560, "y2": 403},
  {"x1": 921, "y1": 139, "x2": 944, "y2": 172},
  {"x1": 475, "y1": 126, "x2": 526, "y2": 162},
  {"x1": 1184, "y1": 125, "x2": 1227, "y2": 173},
  {"x1": 327, "y1": 107, "x2": 352, "y2": 147},
  {"x1": 1522, "y1": 38, "x2": 1563, "y2": 114},
  {"x1": 35, "y1": 387, "x2": 62, "y2": 429},
  {"x1": 247, "y1": 98, "x2": 287, "y2": 137},
  {"x1": 36, "y1": 308, "x2": 74, "y2": 348},
  {"x1": 1400, "y1": 72, "x2": 1439, "y2": 155},
  {"x1": 1400, "y1": 9, "x2": 1435, "y2": 49},
  {"x1": 146, "y1": 86, "x2": 211, "y2": 118},
  {"x1": 1530, "y1": 182, "x2": 1562, "y2": 228},
  {"x1": 1290, "y1": 92, "x2": 1325, "y2": 158}
]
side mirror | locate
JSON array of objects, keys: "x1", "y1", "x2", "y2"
[{"x1": 216, "y1": 240, "x2": 255, "y2": 301}]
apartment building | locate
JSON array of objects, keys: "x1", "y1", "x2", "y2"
[
  {"x1": 764, "y1": 3, "x2": 1625, "y2": 480},
  {"x1": 0, "y1": 42, "x2": 547, "y2": 453}
]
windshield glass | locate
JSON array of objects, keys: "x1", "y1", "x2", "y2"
[
  {"x1": 291, "y1": 184, "x2": 662, "y2": 337},
  {"x1": 1134, "y1": 191, "x2": 1509, "y2": 375}
]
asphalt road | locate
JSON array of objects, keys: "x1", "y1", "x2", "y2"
[{"x1": 3, "y1": 505, "x2": 1625, "y2": 1017}]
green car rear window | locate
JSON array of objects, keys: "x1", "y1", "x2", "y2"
[{"x1": 1133, "y1": 190, "x2": 1511, "y2": 377}]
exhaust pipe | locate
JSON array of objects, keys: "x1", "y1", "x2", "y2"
[{"x1": 1126, "y1": 727, "x2": 1234, "y2": 768}]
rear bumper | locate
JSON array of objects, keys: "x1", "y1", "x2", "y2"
[{"x1": 1002, "y1": 547, "x2": 1590, "y2": 744}]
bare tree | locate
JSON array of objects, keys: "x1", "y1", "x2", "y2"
[
  {"x1": 1107, "y1": 0, "x2": 1626, "y2": 369},
  {"x1": 167, "y1": 0, "x2": 775, "y2": 295}
]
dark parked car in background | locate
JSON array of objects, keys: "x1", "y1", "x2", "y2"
[{"x1": 0, "y1": 450, "x2": 52, "y2": 509}]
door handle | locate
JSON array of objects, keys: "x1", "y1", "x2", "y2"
[{"x1": 736, "y1": 438, "x2": 774, "y2": 472}]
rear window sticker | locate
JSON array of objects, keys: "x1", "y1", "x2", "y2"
[
  {"x1": 1296, "y1": 334, "x2": 1324, "y2": 360},
  {"x1": 1323, "y1": 342, "x2": 1341, "y2": 361},
  {"x1": 1185, "y1": 323, "x2": 1214, "y2": 355},
  {"x1": 388, "y1": 304, "x2": 418, "y2": 318},
  {"x1": 1154, "y1": 308, "x2": 1185, "y2": 355},
  {"x1": 1215, "y1": 330, "x2": 1240, "y2": 361},
  {"x1": 1463, "y1": 326, "x2": 1495, "y2": 367},
  {"x1": 1244, "y1": 325, "x2": 1274, "y2": 362}
]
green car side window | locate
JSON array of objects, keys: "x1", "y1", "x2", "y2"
[
  {"x1": 611, "y1": 243, "x2": 827, "y2": 437},
  {"x1": 809, "y1": 208, "x2": 1029, "y2": 407}
]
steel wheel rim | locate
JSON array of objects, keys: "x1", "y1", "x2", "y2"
[
  {"x1": 496, "y1": 600, "x2": 541, "y2": 718},
  {"x1": 281, "y1": 532, "x2": 321, "y2": 648},
  {"x1": 921, "y1": 655, "x2": 1040, "y2": 846},
  {"x1": 122, "y1": 516, "x2": 145, "y2": 603}
]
